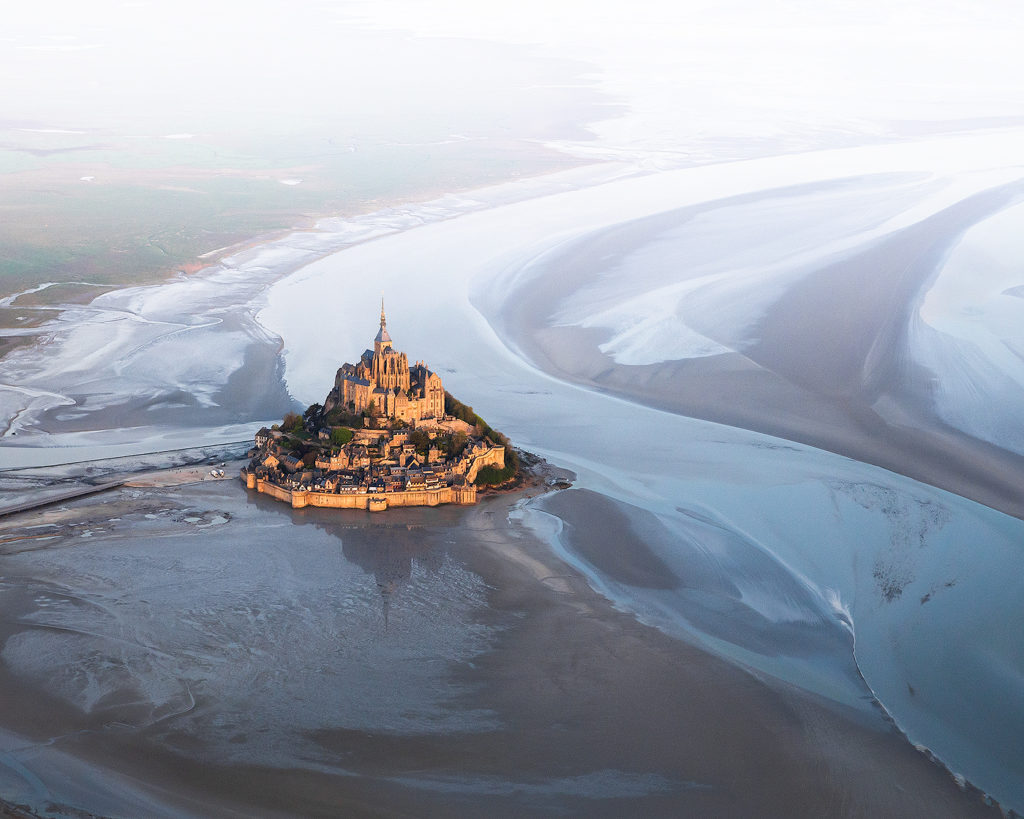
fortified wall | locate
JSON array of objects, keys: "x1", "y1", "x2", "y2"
[
  {"x1": 466, "y1": 446, "x2": 506, "y2": 483},
  {"x1": 245, "y1": 471, "x2": 477, "y2": 512}
]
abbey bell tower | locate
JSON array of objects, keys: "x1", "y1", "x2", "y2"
[
  {"x1": 374, "y1": 298, "x2": 393, "y2": 356},
  {"x1": 370, "y1": 300, "x2": 411, "y2": 392},
  {"x1": 327, "y1": 300, "x2": 443, "y2": 424}
]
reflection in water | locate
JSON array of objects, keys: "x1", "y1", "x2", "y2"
[
  {"x1": 245, "y1": 489, "x2": 469, "y2": 630},
  {"x1": 0, "y1": 484, "x2": 501, "y2": 782}
]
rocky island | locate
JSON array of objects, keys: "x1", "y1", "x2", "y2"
[{"x1": 242, "y1": 303, "x2": 516, "y2": 511}]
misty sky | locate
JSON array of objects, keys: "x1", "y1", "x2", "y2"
[{"x1": 3, "y1": 1, "x2": 1023, "y2": 160}]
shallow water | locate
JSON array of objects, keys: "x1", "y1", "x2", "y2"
[
  {"x1": 2, "y1": 133, "x2": 1023, "y2": 812},
  {"x1": 254, "y1": 140, "x2": 1024, "y2": 809},
  {"x1": 0, "y1": 484, "x2": 498, "y2": 777},
  {"x1": 910, "y1": 198, "x2": 1024, "y2": 454}
]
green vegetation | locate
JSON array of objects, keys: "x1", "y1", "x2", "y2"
[
  {"x1": 323, "y1": 407, "x2": 364, "y2": 428},
  {"x1": 445, "y1": 390, "x2": 499, "y2": 440},
  {"x1": 303, "y1": 403, "x2": 323, "y2": 425},
  {"x1": 436, "y1": 430, "x2": 468, "y2": 459},
  {"x1": 444, "y1": 392, "x2": 477, "y2": 426},
  {"x1": 0, "y1": 128, "x2": 581, "y2": 306},
  {"x1": 330, "y1": 427, "x2": 354, "y2": 447},
  {"x1": 475, "y1": 454, "x2": 519, "y2": 486},
  {"x1": 442, "y1": 390, "x2": 519, "y2": 483},
  {"x1": 265, "y1": 390, "x2": 519, "y2": 486},
  {"x1": 408, "y1": 428, "x2": 431, "y2": 455},
  {"x1": 281, "y1": 412, "x2": 304, "y2": 434}
]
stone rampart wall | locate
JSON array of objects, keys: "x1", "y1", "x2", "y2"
[
  {"x1": 246, "y1": 474, "x2": 476, "y2": 511},
  {"x1": 466, "y1": 446, "x2": 506, "y2": 484},
  {"x1": 255, "y1": 479, "x2": 293, "y2": 504}
]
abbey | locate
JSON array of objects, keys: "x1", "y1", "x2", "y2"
[
  {"x1": 242, "y1": 302, "x2": 516, "y2": 512},
  {"x1": 323, "y1": 302, "x2": 445, "y2": 424}
]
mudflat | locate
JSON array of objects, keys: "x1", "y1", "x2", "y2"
[
  {"x1": 492, "y1": 178, "x2": 1024, "y2": 520},
  {"x1": 0, "y1": 469, "x2": 996, "y2": 817}
]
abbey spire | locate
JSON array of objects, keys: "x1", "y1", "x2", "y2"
[{"x1": 374, "y1": 297, "x2": 393, "y2": 354}]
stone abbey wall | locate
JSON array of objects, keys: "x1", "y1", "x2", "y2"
[{"x1": 328, "y1": 306, "x2": 445, "y2": 426}]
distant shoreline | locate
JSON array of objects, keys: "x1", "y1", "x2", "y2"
[{"x1": 0, "y1": 160, "x2": 617, "y2": 460}]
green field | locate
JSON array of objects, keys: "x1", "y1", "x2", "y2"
[{"x1": 0, "y1": 126, "x2": 581, "y2": 312}]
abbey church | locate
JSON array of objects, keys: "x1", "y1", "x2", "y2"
[{"x1": 322, "y1": 303, "x2": 445, "y2": 425}]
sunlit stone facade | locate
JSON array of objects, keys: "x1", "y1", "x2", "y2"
[{"x1": 324, "y1": 303, "x2": 445, "y2": 425}]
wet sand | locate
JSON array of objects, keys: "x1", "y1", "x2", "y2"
[
  {"x1": 494, "y1": 178, "x2": 1024, "y2": 520},
  {"x1": 245, "y1": 155, "x2": 1024, "y2": 810},
  {"x1": 2, "y1": 142, "x2": 1021, "y2": 815},
  {"x1": 0, "y1": 471, "x2": 999, "y2": 817}
]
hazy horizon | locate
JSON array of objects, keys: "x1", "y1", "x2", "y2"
[{"x1": 4, "y1": 1, "x2": 1022, "y2": 158}]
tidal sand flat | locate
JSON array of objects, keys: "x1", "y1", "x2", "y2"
[
  {"x1": 0, "y1": 163, "x2": 630, "y2": 465},
  {"x1": 2, "y1": 132, "x2": 1022, "y2": 814},
  {"x1": 258, "y1": 132, "x2": 1024, "y2": 811},
  {"x1": 0, "y1": 475, "x2": 998, "y2": 817},
  {"x1": 5, "y1": 4, "x2": 1023, "y2": 815},
  {"x1": 482, "y1": 153, "x2": 1024, "y2": 520}
]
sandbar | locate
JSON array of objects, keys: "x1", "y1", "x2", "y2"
[{"x1": 492, "y1": 177, "x2": 1024, "y2": 520}]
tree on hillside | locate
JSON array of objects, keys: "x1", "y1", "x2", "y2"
[
  {"x1": 409, "y1": 428, "x2": 431, "y2": 455},
  {"x1": 331, "y1": 427, "x2": 354, "y2": 447},
  {"x1": 282, "y1": 412, "x2": 303, "y2": 434},
  {"x1": 444, "y1": 391, "x2": 477, "y2": 425},
  {"x1": 304, "y1": 403, "x2": 323, "y2": 427},
  {"x1": 437, "y1": 431, "x2": 468, "y2": 458}
]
